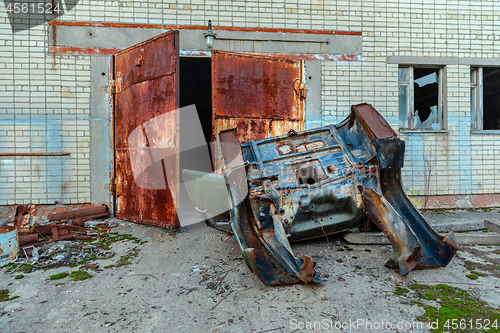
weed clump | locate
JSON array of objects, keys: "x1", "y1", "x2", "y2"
[
  {"x1": 408, "y1": 283, "x2": 500, "y2": 333},
  {"x1": 394, "y1": 286, "x2": 409, "y2": 296},
  {"x1": 49, "y1": 272, "x2": 69, "y2": 280},
  {"x1": 105, "y1": 247, "x2": 141, "y2": 269},
  {"x1": 0, "y1": 289, "x2": 19, "y2": 302},
  {"x1": 70, "y1": 271, "x2": 93, "y2": 281}
]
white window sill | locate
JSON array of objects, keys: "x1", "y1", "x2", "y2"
[
  {"x1": 471, "y1": 130, "x2": 500, "y2": 134},
  {"x1": 399, "y1": 129, "x2": 449, "y2": 134}
]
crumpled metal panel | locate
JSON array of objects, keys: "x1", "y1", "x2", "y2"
[
  {"x1": 221, "y1": 103, "x2": 457, "y2": 285},
  {"x1": 0, "y1": 226, "x2": 18, "y2": 267},
  {"x1": 113, "y1": 30, "x2": 180, "y2": 228},
  {"x1": 212, "y1": 51, "x2": 304, "y2": 172},
  {"x1": 15, "y1": 204, "x2": 37, "y2": 233},
  {"x1": 220, "y1": 129, "x2": 320, "y2": 285}
]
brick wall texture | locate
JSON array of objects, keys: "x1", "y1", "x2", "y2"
[{"x1": 1, "y1": 0, "x2": 499, "y2": 204}]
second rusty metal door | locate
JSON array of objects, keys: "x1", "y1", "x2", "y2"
[
  {"x1": 212, "y1": 51, "x2": 305, "y2": 171},
  {"x1": 113, "y1": 30, "x2": 180, "y2": 228}
]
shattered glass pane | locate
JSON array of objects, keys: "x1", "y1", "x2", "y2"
[
  {"x1": 414, "y1": 72, "x2": 438, "y2": 88},
  {"x1": 413, "y1": 68, "x2": 440, "y2": 129},
  {"x1": 414, "y1": 106, "x2": 440, "y2": 129}
]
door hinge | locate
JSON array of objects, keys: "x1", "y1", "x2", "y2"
[
  {"x1": 299, "y1": 83, "x2": 306, "y2": 100},
  {"x1": 110, "y1": 177, "x2": 116, "y2": 192},
  {"x1": 293, "y1": 79, "x2": 307, "y2": 101},
  {"x1": 135, "y1": 48, "x2": 144, "y2": 67},
  {"x1": 109, "y1": 80, "x2": 116, "y2": 95},
  {"x1": 111, "y1": 177, "x2": 122, "y2": 194}
]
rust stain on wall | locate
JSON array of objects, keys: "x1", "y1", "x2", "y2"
[{"x1": 49, "y1": 20, "x2": 361, "y2": 36}]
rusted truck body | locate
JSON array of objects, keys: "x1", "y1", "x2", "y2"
[{"x1": 217, "y1": 103, "x2": 457, "y2": 286}]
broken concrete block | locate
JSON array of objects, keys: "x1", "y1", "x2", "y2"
[
  {"x1": 485, "y1": 219, "x2": 500, "y2": 234},
  {"x1": 344, "y1": 231, "x2": 500, "y2": 245}
]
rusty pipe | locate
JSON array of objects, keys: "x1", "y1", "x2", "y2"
[
  {"x1": 49, "y1": 205, "x2": 109, "y2": 221},
  {"x1": 18, "y1": 234, "x2": 38, "y2": 246},
  {"x1": 0, "y1": 153, "x2": 69, "y2": 156}
]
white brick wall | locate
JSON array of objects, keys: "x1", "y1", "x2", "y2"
[
  {"x1": 319, "y1": 1, "x2": 500, "y2": 196},
  {"x1": 0, "y1": 10, "x2": 91, "y2": 204},
  {"x1": 1, "y1": 0, "x2": 499, "y2": 204}
]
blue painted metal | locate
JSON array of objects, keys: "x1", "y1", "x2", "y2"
[
  {"x1": 219, "y1": 103, "x2": 457, "y2": 285},
  {"x1": 0, "y1": 226, "x2": 19, "y2": 267}
]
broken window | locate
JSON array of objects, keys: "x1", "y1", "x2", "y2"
[
  {"x1": 471, "y1": 67, "x2": 500, "y2": 130},
  {"x1": 399, "y1": 66, "x2": 443, "y2": 130}
]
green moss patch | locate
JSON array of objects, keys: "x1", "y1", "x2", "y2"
[
  {"x1": 0, "y1": 289, "x2": 19, "y2": 302},
  {"x1": 3, "y1": 263, "x2": 33, "y2": 274},
  {"x1": 49, "y1": 272, "x2": 69, "y2": 280},
  {"x1": 77, "y1": 254, "x2": 97, "y2": 265},
  {"x1": 105, "y1": 247, "x2": 141, "y2": 269},
  {"x1": 410, "y1": 283, "x2": 500, "y2": 333},
  {"x1": 70, "y1": 271, "x2": 93, "y2": 281},
  {"x1": 394, "y1": 286, "x2": 409, "y2": 296},
  {"x1": 464, "y1": 260, "x2": 500, "y2": 279},
  {"x1": 14, "y1": 274, "x2": 24, "y2": 280},
  {"x1": 466, "y1": 274, "x2": 479, "y2": 280},
  {"x1": 89, "y1": 233, "x2": 147, "y2": 251}
]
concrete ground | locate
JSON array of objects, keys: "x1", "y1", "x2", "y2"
[{"x1": 1, "y1": 209, "x2": 500, "y2": 333}]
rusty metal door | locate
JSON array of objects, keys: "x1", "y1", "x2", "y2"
[
  {"x1": 212, "y1": 51, "x2": 305, "y2": 171},
  {"x1": 113, "y1": 30, "x2": 180, "y2": 228}
]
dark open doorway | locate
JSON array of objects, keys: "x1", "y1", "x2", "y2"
[
  {"x1": 179, "y1": 57, "x2": 213, "y2": 175},
  {"x1": 180, "y1": 57, "x2": 212, "y2": 145},
  {"x1": 178, "y1": 57, "x2": 214, "y2": 225}
]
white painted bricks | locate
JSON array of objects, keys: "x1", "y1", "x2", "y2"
[{"x1": 1, "y1": 0, "x2": 500, "y2": 204}]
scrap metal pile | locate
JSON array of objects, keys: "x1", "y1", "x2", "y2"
[
  {"x1": 188, "y1": 103, "x2": 458, "y2": 286},
  {"x1": 2, "y1": 204, "x2": 113, "y2": 267}
]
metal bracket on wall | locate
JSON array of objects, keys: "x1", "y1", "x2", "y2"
[
  {"x1": 109, "y1": 177, "x2": 115, "y2": 192},
  {"x1": 293, "y1": 78, "x2": 306, "y2": 100},
  {"x1": 109, "y1": 80, "x2": 116, "y2": 95}
]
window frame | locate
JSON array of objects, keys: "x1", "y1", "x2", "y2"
[
  {"x1": 468, "y1": 67, "x2": 500, "y2": 131},
  {"x1": 399, "y1": 65, "x2": 444, "y2": 130},
  {"x1": 471, "y1": 67, "x2": 481, "y2": 130}
]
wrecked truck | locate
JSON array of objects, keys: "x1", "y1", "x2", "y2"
[{"x1": 184, "y1": 103, "x2": 457, "y2": 286}]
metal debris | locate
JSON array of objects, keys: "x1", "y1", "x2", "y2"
[
  {"x1": 0, "y1": 226, "x2": 18, "y2": 267},
  {"x1": 209, "y1": 103, "x2": 458, "y2": 285},
  {"x1": 11, "y1": 241, "x2": 115, "y2": 269},
  {"x1": 14, "y1": 204, "x2": 37, "y2": 233},
  {"x1": 11, "y1": 205, "x2": 111, "y2": 249},
  {"x1": 48, "y1": 204, "x2": 109, "y2": 222}
]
